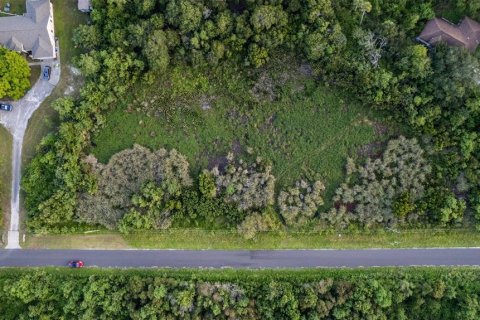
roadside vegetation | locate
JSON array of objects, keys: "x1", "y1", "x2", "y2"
[
  {"x1": 20, "y1": 0, "x2": 480, "y2": 245},
  {"x1": 1, "y1": 267, "x2": 480, "y2": 319}
]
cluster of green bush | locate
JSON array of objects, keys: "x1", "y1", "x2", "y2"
[
  {"x1": 71, "y1": 145, "x2": 322, "y2": 237},
  {"x1": 60, "y1": 136, "x2": 462, "y2": 237},
  {"x1": 1, "y1": 268, "x2": 480, "y2": 319},
  {"x1": 22, "y1": 0, "x2": 480, "y2": 232},
  {"x1": 324, "y1": 137, "x2": 464, "y2": 229}
]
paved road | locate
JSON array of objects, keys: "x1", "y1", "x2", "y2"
[
  {"x1": 0, "y1": 249, "x2": 479, "y2": 268},
  {"x1": 0, "y1": 44, "x2": 60, "y2": 249}
]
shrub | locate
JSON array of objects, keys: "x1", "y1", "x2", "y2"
[
  {"x1": 327, "y1": 136, "x2": 431, "y2": 228},
  {"x1": 210, "y1": 153, "x2": 275, "y2": 211},
  {"x1": 199, "y1": 171, "x2": 217, "y2": 199},
  {"x1": 176, "y1": 189, "x2": 244, "y2": 228},
  {"x1": 237, "y1": 207, "x2": 281, "y2": 240},
  {"x1": 76, "y1": 145, "x2": 191, "y2": 229},
  {"x1": 278, "y1": 180, "x2": 325, "y2": 227}
]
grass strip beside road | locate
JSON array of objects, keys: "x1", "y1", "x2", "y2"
[
  {"x1": 0, "y1": 126, "x2": 12, "y2": 240},
  {"x1": 1, "y1": 267, "x2": 479, "y2": 280},
  {"x1": 24, "y1": 228, "x2": 480, "y2": 249}
]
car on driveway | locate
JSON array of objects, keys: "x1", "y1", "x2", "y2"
[
  {"x1": 0, "y1": 103, "x2": 13, "y2": 111},
  {"x1": 67, "y1": 260, "x2": 84, "y2": 268},
  {"x1": 42, "y1": 65, "x2": 51, "y2": 80}
]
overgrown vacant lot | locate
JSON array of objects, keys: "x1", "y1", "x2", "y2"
[{"x1": 92, "y1": 57, "x2": 383, "y2": 197}]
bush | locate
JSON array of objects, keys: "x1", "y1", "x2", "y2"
[
  {"x1": 278, "y1": 180, "x2": 325, "y2": 227},
  {"x1": 326, "y1": 137, "x2": 431, "y2": 228},
  {"x1": 76, "y1": 145, "x2": 191, "y2": 229},
  {"x1": 237, "y1": 207, "x2": 281, "y2": 239},
  {"x1": 210, "y1": 153, "x2": 275, "y2": 211}
]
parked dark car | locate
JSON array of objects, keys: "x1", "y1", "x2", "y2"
[
  {"x1": 67, "y1": 260, "x2": 84, "y2": 268},
  {"x1": 42, "y1": 65, "x2": 51, "y2": 80},
  {"x1": 0, "y1": 103, "x2": 13, "y2": 112}
]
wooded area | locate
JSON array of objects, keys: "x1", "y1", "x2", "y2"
[{"x1": 1, "y1": 268, "x2": 479, "y2": 319}]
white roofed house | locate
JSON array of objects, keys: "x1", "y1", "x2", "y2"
[{"x1": 0, "y1": 0, "x2": 56, "y2": 60}]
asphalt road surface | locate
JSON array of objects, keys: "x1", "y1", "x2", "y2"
[{"x1": 0, "y1": 249, "x2": 479, "y2": 268}]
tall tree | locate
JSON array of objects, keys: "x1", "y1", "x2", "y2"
[{"x1": 0, "y1": 47, "x2": 31, "y2": 100}]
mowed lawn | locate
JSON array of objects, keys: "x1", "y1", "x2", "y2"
[
  {"x1": 0, "y1": 126, "x2": 12, "y2": 233},
  {"x1": 22, "y1": 228, "x2": 480, "y2": 250},
  {"x1": 92, "y1": 58, "x2": 382, "y2": 198}
]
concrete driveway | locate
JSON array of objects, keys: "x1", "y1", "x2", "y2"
[{"x1": 0, "y1": 57, "x2": 60, "y2": 249}]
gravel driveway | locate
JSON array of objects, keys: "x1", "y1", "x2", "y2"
[{"x1": 0, "y1": 57, "x2": 60, "y2": 249}]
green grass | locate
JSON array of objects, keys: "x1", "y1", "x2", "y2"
[
  {"x1": 23, "y1": 228, "x2": 480, "y2": 249},
  {"x1": 0, "y1": 126, "x2": 12, "y2": 239},
  {"x1": 124, "y1": 228, "x2": 480, "y2": 249},
  {"x1": 0, "y1": 0, "x2": 24, "y2": 16},
  {"x1": 29, "y1": 65, "x2": 41, "y2": 87},
  {"x1": 92, "y1": 57, "x2": 383, "y2": 199},
  {"x1": 0, "y1": 266, "x2": 478, "y2": 280}
]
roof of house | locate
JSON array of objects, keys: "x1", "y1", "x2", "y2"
[
  {"x1": 78, "y1": 0, "x2": 91, "y2": 11},
  {"x1": 0, "y1": 0, "x2": 55, "y2": 59},
  {"x1": 418, "y1": 17, "x2": 480, "y2": 52}
]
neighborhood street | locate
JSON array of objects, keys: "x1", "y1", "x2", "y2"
[{"x1": 0, "y1": 248, "x2": 479, "y2": 268}]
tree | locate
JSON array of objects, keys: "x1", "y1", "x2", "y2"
[
  {"x1": 143, "y1": 30, "x2": 170, "y2": 72},
  {"x1": 73, "y1": 25, "x2": 102, "y2": 51},
  {"x1": 353, "y1": 0, "x2": 372, "y2": 24},
  {"x1": 165, "y1": 0, "x2": 203, "y2": 34},
  {"x1": 0, "y1": 47, "x2": 30, "y2": 100}
]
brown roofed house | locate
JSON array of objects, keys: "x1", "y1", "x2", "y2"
[{"x1": 417, "y1": 17, "x2": 480, "y2": 52}]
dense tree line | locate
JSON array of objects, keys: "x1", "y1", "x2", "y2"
[
  {"x1": 1, "y1": 268, "x2": 480, "y2": 319},
  {"x1": 0, "y1": 47, "x2": 30, "y2": 100},
  {"x1": 22, "y1": 0, "x2": 480, "y2": 232}
]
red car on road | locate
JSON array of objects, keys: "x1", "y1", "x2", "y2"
[{"x1": 67, "y1": 260, "x2": 84, "y2": 268}]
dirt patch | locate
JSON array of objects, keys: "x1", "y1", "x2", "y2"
[
  {"x1": 251, "y1": 73, "x2": 276, "y2": 102},
  {"x1": 357, "y1": 141, "x2": 385, "y2": 158},
  {"x1": 232, "y1": 139, "x2": 244, "y2": 156},
  {"x1": 200, "y1": 95, "x2": 216, "y2": 111},
  {"x1": 64, "y1": 65, "x2": 84, "y2": 96},
  {"x1": 373, "y1": 121, "x2": 390, "y2": 136},
  {"x1": 260, "y1": 113, "x2": 277, "y2": 132},
  {"x1": 208, "y1": 155, "x2": 228, "y2": 170},
  {"x1": 299, "y1": 63, "x2": 313, "y2": 76}
]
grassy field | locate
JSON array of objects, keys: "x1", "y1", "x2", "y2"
[
  {"x1": 0, "y1": 126, "x2": 12, "y2": 240},
  {"x1": 92, "y1": 57, "x2": 384, "y2": 198},
  {"x1": 23, "y1": 228, "x2": 480, "y2": 249},
  {"x1": 22, "y1": 0, "x2": 88, "y2": 162}
]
